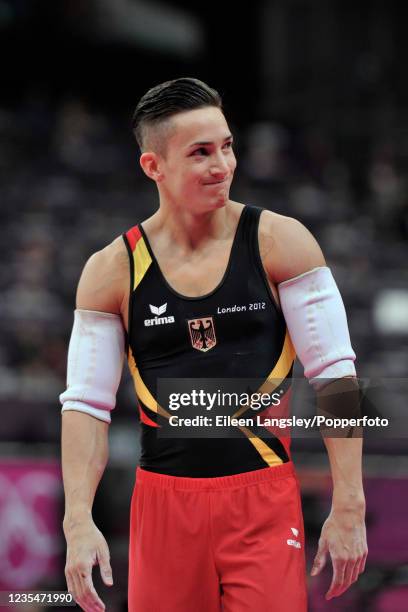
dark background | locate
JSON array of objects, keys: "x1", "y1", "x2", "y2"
[{"x1": 0, "y1": 1, "x2": 407, "y2": 610}]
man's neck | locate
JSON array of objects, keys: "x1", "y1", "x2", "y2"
[{"x1": 145, "y1": 200, "x2": 235, "y2": 253}]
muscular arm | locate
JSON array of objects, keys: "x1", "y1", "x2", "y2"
[
  {"x1": 62, "y1": 240, "x2": 127, "y2": 517},
  {"x1": 62, "y1": 411, "x2": 109, "y2": 528},
  {"x1": 62, "y1": 413, "x2": 112, "y2": 611},
  {"x1": 261, "y1": 212, "x2": 367, "y2": 599},
  {"x1": 62, "y1": 239, "x2": 128, "y2": 611}
]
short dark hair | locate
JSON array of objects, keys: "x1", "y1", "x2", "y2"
[{"x1": 132, "y1": 77, "x2": 222, "y2": 153}]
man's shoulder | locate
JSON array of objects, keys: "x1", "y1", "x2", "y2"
[
  {"x1": 258, "y1": 208, "x2": 304, "y2": 236},
  {"x1": 257, "y1": 210, "x2": 305, "y2": 260},
  {"x1": 76, "y1": 235, "x2": 129, "y2": 313},
  {"x1": 89, "y1": 235, "x2": 129, "y2": 271},
  {"x1": 257, "y1": 209, "x2": 326, "y2": 284}
]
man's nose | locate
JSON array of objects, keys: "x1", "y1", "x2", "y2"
[{"x1": 210, "y1": 152, "x2": 229, "y2": 176}]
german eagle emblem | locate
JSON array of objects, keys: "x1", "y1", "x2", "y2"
[{"x1": 188, "y1": 317, "x2": 217, "y2": 352}]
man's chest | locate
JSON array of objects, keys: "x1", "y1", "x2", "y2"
[
  {"x1": 159, "y1": 250, "x2": 231, "y2": 297},
  {"x1": 119, "y1": 246, "x2": 232, "y2": 333},
  {"x1": 120, "y1": 217, "x2": 282, "y2": 332}
]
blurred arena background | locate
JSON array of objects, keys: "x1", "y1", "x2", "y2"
[{"x1": 0, "y1": 1, "x2": 407, "y2": 610}]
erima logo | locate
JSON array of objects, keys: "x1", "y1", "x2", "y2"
[
  {"x1": 287, "y1": 527, "x2": 301, "y2": 549},
  {"x1": 144, "y1": 303, "x2": 175, "y2": 327},
  {"x1": 150, "y1": 304, "x2": 167, "y2": 316}
]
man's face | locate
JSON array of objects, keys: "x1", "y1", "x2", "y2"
[{"x1": 153, "y1": 106, "x2": 237, "y2": 212}]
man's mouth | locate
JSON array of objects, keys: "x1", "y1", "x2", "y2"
[{"x1": 203, "y1": 179, "x2": 227, "y2": 185}]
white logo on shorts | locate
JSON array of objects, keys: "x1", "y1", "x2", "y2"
[{"x1": 287, "y1": 527, "x2": 301, "y2": 549}]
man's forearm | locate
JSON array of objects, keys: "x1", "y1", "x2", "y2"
[
  {"x1": 323, "y1": 436, "x2": 365, "y2": 511},
  {"x1": 61, "y1": 411, "x2": 109, "y2": 530},
  {"x1": 318, "y1": 377, "x2": 365, "y2": 510}
]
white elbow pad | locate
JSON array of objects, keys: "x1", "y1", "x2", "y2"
[
  {"x1": 278, "y1": 267, "x2": 356, "y2": 390},
  {"x1": 59, "y1": 309, "x2": 125, "y2": 423}
]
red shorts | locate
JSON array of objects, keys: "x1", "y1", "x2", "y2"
[{"x1": 128, "y1": 462, "x2": 307, "y2": 611}]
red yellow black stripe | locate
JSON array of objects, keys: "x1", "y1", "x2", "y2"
[{"x1": 125, "y1": 226, "x2": 152, "y2": 290}]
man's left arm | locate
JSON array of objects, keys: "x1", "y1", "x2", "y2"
[
  {"x1": 313, "y1": 433, "x2": 367, "y2": 599},
  {"x1": 262, "y1": 212, "x2": 368, "y2": 600}
]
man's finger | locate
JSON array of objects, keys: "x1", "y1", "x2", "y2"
[
  {"x1": 310, "y1": 539, "x2": 328, "y2": 576},
  {"x1": 65, "y1": 574, "x2": 76, "y2": 605},
  {"x1": 354, "y1": 550, "x2": 366, "y2": 579},
  {"x1": 72, "y1": 564, "x2": 104, "y2": 612},
  {"x1": 350, "y1": 558, "x2": 361, "y2": 584},
  {"x1": 361, "y1": 549, "x2": 368, "y2": 573},
  {"x1": 335, "y1": 559, "x2": 357, "y2": 597},
  {"x1": 97, "y1": 547, "x2": 114, "y2": 586},
  {"x1": 70, "y1": 572, "x2": 84, "y2": 608},
  {"x1": 81, "y1": 573, "x2": 105, "y2": 611},
  {"x1": 325, "y1": 556, "x2": 346, "y2": 599}
]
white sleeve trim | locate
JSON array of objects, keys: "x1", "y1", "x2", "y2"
[{"x1": 61, "y1": 402, "x2": 112, "y2": 423}]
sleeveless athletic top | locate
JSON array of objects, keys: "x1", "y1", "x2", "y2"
[{"x1": 122, "y1": 205, "x2": 296, "y2": 477}]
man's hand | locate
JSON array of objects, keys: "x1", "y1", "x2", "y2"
[
  {"x1": 311, "y1": 505, "x2": 368, "y2": 600},
  {"x1": 64, "y1": 517, "x2": 113, "y2": 612}
]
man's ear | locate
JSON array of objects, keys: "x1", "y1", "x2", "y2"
[{"x1": 139, "y1": 152, "x2": 164, "y2": 182}]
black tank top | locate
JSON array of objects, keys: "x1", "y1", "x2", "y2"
[{"x1": 122, "y1": 205, "x2": 295, "y2": 477}]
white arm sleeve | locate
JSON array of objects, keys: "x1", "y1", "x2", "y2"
[
  {"x1": 59, "y1": 309, "x2": 125, "y2": 423},
  {"x1": 278, "y1": 266, "x2": 356, "y2": 390}
]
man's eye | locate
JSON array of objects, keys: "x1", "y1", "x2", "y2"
[{"x1": 191, "y1": 142, "x2": 232, "y2": 156}]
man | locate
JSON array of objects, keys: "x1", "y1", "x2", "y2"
[{"x1": 60, "y1": 78, "x2": 367, "y2": 611}]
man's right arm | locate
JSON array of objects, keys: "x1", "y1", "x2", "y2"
[
  {"x1": 62, "y1": 411, "x2": 112, "y2": 610},
  {"x1": 61, "y1": 241, "x2": 128, "y2": 611}
]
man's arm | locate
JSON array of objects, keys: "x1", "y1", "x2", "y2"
[
  {"x1": 311, "y1": 432, "x2": 367, "y2": 599},
  {"x1": 262, "y1": 212, "x2": 368, "y2": 600},
  {"x1": 312, "y1": 376, "x2": 366, "y2": 599},
  {"x1": 61, "y1": 240, "x2": 128, "y2": 611},
  {"x1": 62, "y1": 412, "x2": 112, "y2": 611}
]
